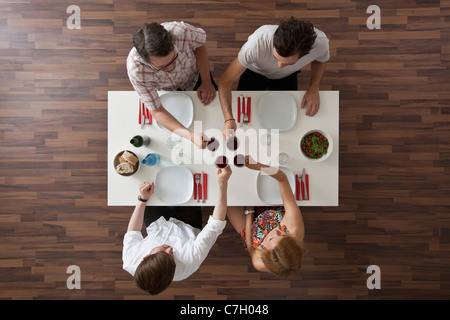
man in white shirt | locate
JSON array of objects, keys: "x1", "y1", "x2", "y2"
[
  {"x1": 122, "y1": 166, "x2": 232, "y2": 295},
  {"x1": 218, "y1": 17, "x2": 330, "y2": 137},
  {"x1": 127, "y1": 21, "x2": 217, "y2": 149}
]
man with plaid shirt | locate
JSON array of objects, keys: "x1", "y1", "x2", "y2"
[{"x1": 127, "y1": 21, "x2": 217, "y2": 149}]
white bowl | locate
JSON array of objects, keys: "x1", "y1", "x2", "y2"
[{"x1": 299, "y1": 129, "x2": 333, "y2": 162}]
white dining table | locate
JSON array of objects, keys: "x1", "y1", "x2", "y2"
[{"x1": 107, "y1": 90, "x2": 339, "y2": 207}]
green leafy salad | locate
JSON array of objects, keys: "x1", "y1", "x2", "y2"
[{"x1": 301, "y1": 131, "x2": 329, "y2": 159}]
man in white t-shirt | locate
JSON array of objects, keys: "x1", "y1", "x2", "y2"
[
  {"x1": 122, "y1": 166, "x2": 232, "y2": 295},
  {"x1": 218, "y1": 17, "x2": 330, "y2": 137}
]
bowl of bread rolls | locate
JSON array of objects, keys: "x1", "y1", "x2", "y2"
[{"x1": 114, "y1": 150, "x2": 140, "y2": 176}]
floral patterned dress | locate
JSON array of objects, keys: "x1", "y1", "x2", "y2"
[{"x1": 240, "y1": 207, "x2": 289, "y2": 251}]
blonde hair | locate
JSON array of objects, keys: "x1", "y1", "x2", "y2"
[{"x1": 260, "y1": 235, "x2": 303, "y2": 277}]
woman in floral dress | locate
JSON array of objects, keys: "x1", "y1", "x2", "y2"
[{"x1": 227, "y1": 156, "x2": 305, "y2": 277}]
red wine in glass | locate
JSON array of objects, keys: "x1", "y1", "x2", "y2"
[
  {"x1": 234, "y1": 154, "x2": 245, "y2": 167},
  {"x1": 206, "y1": 137, "x2": 219, "y2": 151},
  {"x1": 215, "y1": 156, "x2": 228, "y2": 168},
  {"x1": 226, "y1": 136, "x2": 239, "y2": 151}
]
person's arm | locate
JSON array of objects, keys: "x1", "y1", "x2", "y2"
[
  {"x1": 277, "y1": 173, "x2": 305, "y2": 240},
  {"x1": 218, "y1": 57, "x2": 247, "y2": 138},
  {"x1": 194, "y1": 44, "x2": 216, "y2": 106},
  {"x1": 151, "y1": 107, "x2": 208, "y2": 149},
  {"x1": 126, "y1": 182, "x2": 154, "y2": 232},
  {"x1": 190, "y1": 167, "x2": 231, "y2": 262},
  {"x1": 245, "y1": 156, "x2": 304, "y2": 239},
  {"x1": 211, "y1": 166, "x2": 232, "y2": 221},
  {"x1": 309, "y1": 60, "x2": 327, "y2": 90},
  {"x1": 129, "y1": 62, "x2": 208, "y2": 149},
  {"x1": 301, "y1": 60, "x2": 327, "y2": 117}
]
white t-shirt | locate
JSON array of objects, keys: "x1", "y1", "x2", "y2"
[
  {"x1": 238, "y1": 25, "x2": 330, "y2": 79},
  {"x1": 122, "y1": 215, "x2": 226, "y2": 281}
]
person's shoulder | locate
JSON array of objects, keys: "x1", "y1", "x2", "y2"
[
  {"x1": 251, "y1": 24, "x2": 278, "y2": 38},
  {"x1": 123, "y1": 230, "x2": 144, "y2": 246},
  {"x1": 126, "y1": 47, "x2": 138, "y2": 63},
  {"x1": 243, "y1": 25, "x2": 277, "y2": 54},
  {"x1": 163, "y1": 21, "x2": 203, "y2": 33},
  {"x1": 313, "y1": 27, "x2": 329, "y2": 43},
  {"x1": 126, "y1": 47, "x2": 145, "y2": 72},
  {"x1": 161, "y1": 21, "x2": 177, "y2": 28},
  {"x1": 251, "y1": 249, "x2": 267, "y2": 271}
]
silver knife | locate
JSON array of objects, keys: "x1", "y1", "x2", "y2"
[
  {"x1": 302, "y1": 168, "x2": 308, "y2": 200},
  {"x1": 201, "y1": 170, "x2": 205, "y2": 203},
  {"x1": 140, "y1": 100, "x2": 145, "y2": 129}
]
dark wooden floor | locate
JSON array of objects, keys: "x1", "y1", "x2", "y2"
[{"x1": 0, "y1": 0, "x2": 449, "y2": 301}]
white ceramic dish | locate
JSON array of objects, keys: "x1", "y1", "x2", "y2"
[
  {"x1": 256, "y1": 166, "x2": 296, "y2": 205},
  {"x1": 157, "y1": 92, "x2": 194, "y2": 132},
  {"x1": 258, "y1": 93, "x2": 297, "y2": 132},
  {"x1": 155, "y1": 166, "x2": 193, "y2": 204}
]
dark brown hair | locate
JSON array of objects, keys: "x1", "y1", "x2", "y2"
[
  {"x1": 134, "y1": 251, "x2": 176, "y2": 295},
  {"x1": 133, "y1": 22, "x2": 174, "y2": 62},
  {"x1": 260, "y1": 235, "x2": 303, "y2": 277},
  {"x1": 273, "y1": 17, "x2": 317, "y2": 58}
]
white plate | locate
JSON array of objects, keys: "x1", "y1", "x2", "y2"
[
  {"x1": 258, "y1": 93, "x2": 297, "y2": 132},
  {"x1": 155, "y1": 166, "x2": 193, "y2": 204},
  {"x1": 256, "y1": 166, "x2": 296, "y2": 205},
  {"x1": 157, "y1": 92, "x2": 194, "y2": 132}
]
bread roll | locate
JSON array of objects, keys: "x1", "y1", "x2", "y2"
[
  {"x1": 121, "y1": 151, "x2": 138, "y2": 166},
  {"x1": 115, "y1": 162, "x2": 135, "y2": 174},
  {"x1": 118, "y1": 156, "x2": 127, "y2": 164}
]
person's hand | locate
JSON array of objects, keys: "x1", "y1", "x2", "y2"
[
  {"x1": 139, "y1": 182, "x2": 154, "y2": 200},
  {"x1": 216, "y1": 165, "x2": 232, "y2": 188},
  {"x1": 301, "y1": 88, "x2": 320, "y2": 117},
  {"x1": 190, "y1": 131, "x2": 208, "y2": 149},
  {"x1": 244, "y1": 155, "x2": 261, "y2": 171},
  {"x1": 222, "y1": 121, "x2": 236, "y2": 140},
  {"x1": 197, "y1": 82, "x2": 216, "y2": 106}
]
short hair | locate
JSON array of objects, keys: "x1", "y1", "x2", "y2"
[
  {"x1": 260, "y1": 235, "x2": 303, "y2": 278},
  {"x1": 132, "y1": 22, "x2": 174, "y2": 62},
  {"x1": 134, "y1": 251, "x2": 176, "y2": 295},
  {"x1": 273, "y1": 17, "x2": 317, "y2": 58}
]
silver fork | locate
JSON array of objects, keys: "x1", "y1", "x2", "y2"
[
  {"x1": 242, "y1": 95, "x2": 248, "y2": 124},
  {"x1": 195, "y1": 174, "x2": 200, "y2": 203}
]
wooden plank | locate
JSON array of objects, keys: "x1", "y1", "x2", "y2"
[{"x1": 0, "y1": 0, "x2": 449, "y2": 301}]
